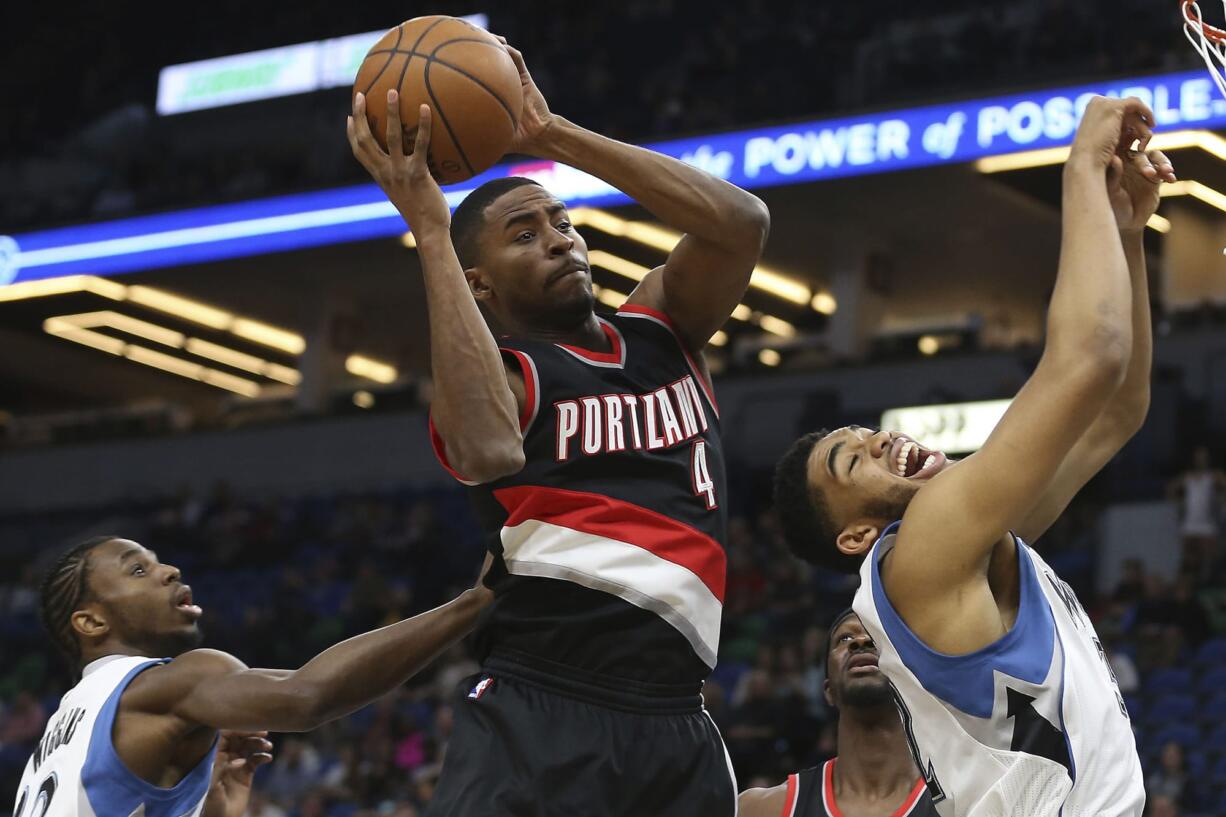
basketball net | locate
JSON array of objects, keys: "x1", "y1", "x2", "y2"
[{"x1": 1184, "y1": 0, "x2": 1226, "y2": 98}]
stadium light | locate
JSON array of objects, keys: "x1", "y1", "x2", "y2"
[{"x1": 973, "y1": 129, "x2": 1226, "y2": 173}]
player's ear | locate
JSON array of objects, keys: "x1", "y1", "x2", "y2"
[
  {"x1": 465, "y1": 267, "x2": 494, "y2": 302},
  {"x1": 823, "y1": 677, "x2": 835, "y2": 708},
  {"x1": 71, "y1": 605, "x2": 108, "y2": 641},
  {"x1": 836, "y1": 523, "x2": 879, "y2": 557}
]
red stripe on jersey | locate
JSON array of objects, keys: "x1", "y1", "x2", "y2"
[
  {"x1": 493, "y1": 485, "x2": 726, "y2": 601},
  {"x1": 428, "y1": 414, "x2": 477, "y2": 485},
  {"x1": 556, "y1": 319, "x2": 624, "y2": 365},
  {"x1": 891, "y1": 779, "x2": 929, "y2": 817},
  {"x1": 781, "y1": 773, "x2": 800, "y2": 817},
  {"x1": 822, "y1": 760, "x2": 844, "y2": 817},
  {"x1": 616, "y1": 304, "x2": 720, "y2": 417},
  {"x1": 500, "y1": 348, "x2": 538, "y2": 432}
]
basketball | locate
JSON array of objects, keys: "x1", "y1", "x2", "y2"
[{"x1": 352, "y1": 16, "x2": 523, "y2": 184}]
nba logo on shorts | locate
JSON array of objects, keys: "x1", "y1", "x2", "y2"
[{"x1": 468, "y1": 676, "x2": 494, "y2": 700}]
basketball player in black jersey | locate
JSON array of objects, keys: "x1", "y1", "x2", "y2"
[
  {"x1": 739, "y1": 611, "x2": 937, "y2": 817},
  {"x1": 347, "y1": 39, "x2": 768, "y2": 817}
]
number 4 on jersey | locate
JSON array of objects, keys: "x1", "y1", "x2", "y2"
[{"x1": 691, "y1": 440, "x2": 718, "y2": 509}]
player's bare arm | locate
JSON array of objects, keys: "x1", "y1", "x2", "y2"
[
  {"x1": 117, "y1": 582, "x2": 489, "y2": 746},
  {"x1": 737, "y1": 784, "x2": 787, "y2": 817},
  {"x1": 882, "y1": 97, "x2": 1154, "y2": 654},
  {"x1": 348, "y1": 93, "x2": 525, "y2": 484},
  {"x1": 1014, "y1": 147, "x2": 1175, "y2": 543},
  {"x1": 500, "y1": 43, "x2": 770, "y2": 354}
]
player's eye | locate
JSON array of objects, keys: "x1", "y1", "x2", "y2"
[
  {"x1": 556, "y1": 221, "x2": 571, "y2": 231},
  {"x1": 131, "y1": 564, "x2": 145, "y2": 576},
  {"x1": 516, "y1": 231, "x2": 534, "y2": 242}
]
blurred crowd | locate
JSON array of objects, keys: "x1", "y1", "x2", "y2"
[
  {"x1": 2, "y1": 441, "x2": 1225, "y2": 816},
  {"x1": 0, "y1": 0, "x2": 1198, "y2": 231}
]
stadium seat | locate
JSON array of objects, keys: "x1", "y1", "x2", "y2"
[
  {"x1": 1206, "y1": 724, "x2": 1226, "y2": 754},
  {"x1": 1150, "y1": 723, "x2": 1204, "y2": 750},
  {"x1": 1211, "y1": 755, "x2": 1226, "y2": 783},
  {"x1": 1195, "y1": 637, "x2": 1226, "y2": 667},
  {"x1": 1146, "y1": 668, "x2": 1194, "y2": 694},
  {"x1": 1145, "y1": 693, "x2": 1198, "y2": 723},
  {"x1": 1198, "y1": 664, "x2": 1226, "y2": 695},
  {"x1": 1122, "y1": 693, "x2": 1143, "y2": 721},
  {"x1": 1203, "y1": 692, "x2": 1226, "y2": 722}
]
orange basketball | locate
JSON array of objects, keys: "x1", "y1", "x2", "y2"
[{"x1": 353, "y1": 16, "x2": 523, "y2": 184}]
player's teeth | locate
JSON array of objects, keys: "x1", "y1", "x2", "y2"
[{"x1": 923, "y1": 454, "x2": 936, "y2": 470}]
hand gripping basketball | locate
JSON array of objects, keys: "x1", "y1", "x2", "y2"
[{"x1": 347, "y1": 89, "x2": 451, "y2": 235}]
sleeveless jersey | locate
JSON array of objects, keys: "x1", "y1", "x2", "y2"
[
  {"x1": 852, "y1": 523, "x2": 1145, "y2": 817},
  {"x1": 12, "y1": 655, "x2": 216, "y2": 817},
  {"x1": 781, "y1": 760, "x2": 934, "y2": 817},
  {"x1": 430, "y1": 305, "x2": 727, "y2": 686}
]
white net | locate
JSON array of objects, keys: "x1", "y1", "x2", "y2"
[{"x1": 1184, "y1": 0, "x2": 1226, "y2": 99}]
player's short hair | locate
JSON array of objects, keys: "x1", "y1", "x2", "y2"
[
  {"x1": 773, "y1": 430, "x2": 863, "y2": 574},
  {"x1": 40, "y1": 535, "x2": 116, "y2": 667},
  {"x1": 450, "y1": 176, "x2": 543, "y2": 269}
]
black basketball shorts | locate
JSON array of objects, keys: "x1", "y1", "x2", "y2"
[{"x1": 424, "y1": 656, "x2": 737, "y2": 817}]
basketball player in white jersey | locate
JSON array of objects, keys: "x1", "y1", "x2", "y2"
[
  {"x1": 738, "y1": 610, "x2": 936, "y2": 817},
  {"x1": 772, "y1": 96, "x2": 1176, "y2": 816},
  {"x1": 13, "y1": 536, "x2": 490, "y2": 817}
]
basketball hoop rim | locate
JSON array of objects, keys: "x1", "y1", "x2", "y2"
[{"x1": 1185, "y1": 0, "x2": 1226, "y2": 43}]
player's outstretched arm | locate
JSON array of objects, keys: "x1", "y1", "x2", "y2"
[
  {"x1": 123, "y1": 584, "x2": 490, "y2": 733},
  {"x1": 500, "y1": 42, "x2": 769, "y2": 352},
  {"x1": 1014, "y1": 148, "x2": 1174, "y2": 543},
  {"x1": 884, "y1": 97, "x2": 1152, "y2": 646},
  {"x1": 348, "y1": 92, "x2": 525, "y2": 484}
]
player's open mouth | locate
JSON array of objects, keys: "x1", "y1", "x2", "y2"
[
  {"x1": 174, "y1": 586, "x2": 203, "y2": 618},
  {"x1": 847, "y1": 653, "x2": 879, "y2": 674},
  {"x1": 888, "y1": 436, "x2": 946, "y2": 480}
]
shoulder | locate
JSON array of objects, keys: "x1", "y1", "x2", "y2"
[
  {"x1": 737, "y1": 782, "x2": 789, "y2": 817},
  {"x1": 120, "y1": 650, "x2": 248, "y2": 712}
]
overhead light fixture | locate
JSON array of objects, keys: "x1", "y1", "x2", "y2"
[
  {"x1": 591, "y1": 284, "x2": 629, "y2": 309},
  {"x1": 1160, "y1": 179, "x2": 1226, "y2": 212},
  {"x1": 709, "y1": 330, "x2": 728, "y2": 347},
  {"x1": 588, "y1": 250, "x2": 759, "y2": 322},
  {"x1": 353, "y1": 390, "x2": 376, "y2": 409},
  {"x1": 2, "y1": 274, "x2": 393, "y2": 384},
  {"x1": 918, "y1": 335, "x2": 940, "y2": 356},
  {"x1": 1147, "y1": 213, "x2": 1172, "y2": 233},
  {"x1": 401, "y1": 232, "x2": 417, "y2": 248},
  {"x1": 346, "y1": 354, "x2": 398, "y2": 384},
  {"x1": 758, "y1": 315, "x2": 796, "y2": 337},
  {"x1": 811, "y1": 292, "x2": 837, "y2": 315},
  {"x1": 572, "y1": 208, "x2": 813, "y2": 307},
  {"x1": 758, "y1": 348, "x2": 781, "y2": 367}
]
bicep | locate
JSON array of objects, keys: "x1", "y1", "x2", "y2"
[
  {"x1": 432, "y1": 361, "x2": 526, "y2": 443},
  {"x1": 173, "y1": 666, "x2": 319, "y2": 733},
  {"x1": 736, "y1": 785, "x2": 787, "y2": 817}
]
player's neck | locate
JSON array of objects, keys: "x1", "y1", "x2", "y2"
[
  {"x1": 81, "y1": 643, "x2": 156, "y2": 668},
  {"x1": 515, "y1": 312, "x2": 606, "y2": 349},
  {"x1": 833, "y1": 706, "x2": 917, "y2": 800}
]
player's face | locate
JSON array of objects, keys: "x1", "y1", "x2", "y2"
[
  {"x1": 83, "y1": 539, "x2": 203, "y2": 657},
  {"x1": 807, "y1": 426, "x2": 951, "y2": 552},
  {"x1": 473, "y1": 187, "x2": 594, "y2": 328},
  {"x1": 825, "y1": 615, "x2": 892, "y2": 708}
]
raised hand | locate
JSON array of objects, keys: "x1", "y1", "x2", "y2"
[
  {"x1": 1069, "y1": 96, "x2": 1155, "y2": 172},
  {"x1": 494, "y1": 37, "x2": 556, "y2": 156},
  {"x1": 347, "y1": 90, "x2": 452, "y2": 235},
  {"x1": 1108, "y1": 148, "x2": 1176, "y2": 233}
]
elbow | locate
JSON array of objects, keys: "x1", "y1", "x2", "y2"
[
  {"x1": 1062, "y1": 326, "x2": 1131, "y2": 389},
  {"x1": 738, "y1": 195, "x2": 771, "y2": 251},
  {"x1": 454, "y1": 441, "x2": 525, "y2": 484}
]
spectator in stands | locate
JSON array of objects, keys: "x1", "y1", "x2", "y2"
[
  {"x1": 1145, "y1": 742, "x2": 1196, "y2": 810},
  {"x1": 1146, "y1": 793, "x2": 1179, "y2": 817},
  {"x1": 1168, "y1": 445, "x2": 1226, "y2": 582}
]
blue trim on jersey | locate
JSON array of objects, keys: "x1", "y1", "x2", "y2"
[
  {"x1": 82, "y1": 658, "x2": 218, "y2": 817},
  {"x1": 1051, "y1": 624, "x2": 1076, "y2": 786},
  {"x1": 869, "y1": 522, "x2": 1056, "y2": 719}
]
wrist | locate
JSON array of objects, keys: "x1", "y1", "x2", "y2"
[
  {"x1": 526, "y1": 115, "x2": 575, "y2": 161},
  {"x1": 1063, "y1": 153, "x2": 1104, "y2": 179},
  {"x1": 402, "y1": 214, "x2": 451, "y2": 240},
  {"x1": 1119, "y1": 226, "x2": 1146, "y2": 241}
]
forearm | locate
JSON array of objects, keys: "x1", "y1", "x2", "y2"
[
  {"x1": 188, "y1": 589, "x2": 487, "y2": 732},
  {"x1": 1113, "y1": 229, "x2": 1152, "y2": 418},
  {"x1": 416, "y1": 225, "x2": 523, "y2": 476},
  {"x1": 532, "y1": 118, "x2": 768, "y2": 249},
  {"x1": 1045, "y1": 160, "x2": 1133, "y2": 372}
]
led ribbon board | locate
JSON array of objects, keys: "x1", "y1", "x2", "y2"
[
  {"x1": 156, "y1": 15, "x2": 490, "y2": 115},
  {"x1": 4, "y1": 70, "x2": 1225, "y2": 287}
]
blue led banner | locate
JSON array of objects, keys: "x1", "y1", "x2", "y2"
[{"x1": 3, "y1": 70, "x2": 1223, "y2": 286}]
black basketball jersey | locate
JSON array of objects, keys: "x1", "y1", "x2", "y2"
[
  {"x1": 430, "y1": 305, "x2": 727, "y2": 687},
  {"x1": 783, "y1": 760, "x2": 937, "y2": 817}
]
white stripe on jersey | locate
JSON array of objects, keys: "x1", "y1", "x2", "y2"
[
  {"x1": 852, "y1": 523, "x2": 1144, "y2": 817},
  {"x1": 13, "y1": 655, "x2": 215, "y2": 817}
]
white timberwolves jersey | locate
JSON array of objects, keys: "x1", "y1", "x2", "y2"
[
  {"x1": 12, "y1": 655, "x2": 216, "y2": 817},
  {"x1": 853, "y1": 523, "x2": 1144, "y2": 817}
]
